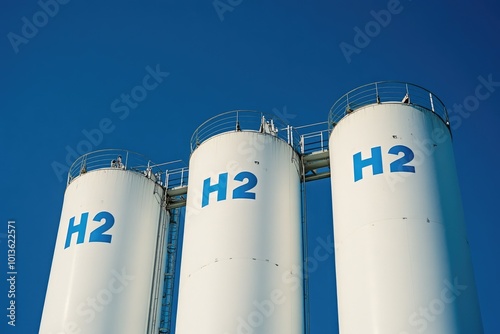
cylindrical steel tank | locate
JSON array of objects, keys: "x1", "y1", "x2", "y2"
[
  {"x1": 175, "y1": 111, "x2": 304, "y2": 334},
  {"x1": 40, "y1": 150, "x2": 168, "y2": 334},
  {"x1": 328, "y1": 82, "x2": 483, "y2": 333}
]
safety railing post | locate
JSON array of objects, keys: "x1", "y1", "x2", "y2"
[
  {"x1": 346, "y1": 92, "x2": 350, "y2": 114},
  {"x1": 180, "y1": 168, "x2": 185, "y2": 187}
]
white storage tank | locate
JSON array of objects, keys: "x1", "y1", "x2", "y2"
[
  {"x1": 175, "y1": 111, "x2": 304, "y2": 334},
  {"x1": 328, "y1": 82, "x2": 483, "y2": 333},
  {"x1": 39, "y1": 150, "x2": 169, "y2": 334}
]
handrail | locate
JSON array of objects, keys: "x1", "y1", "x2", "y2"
[
  {"x1": 164, "y1": 167, "x2": 189, "y2": 189},
  {"x1": 190, "y1": 110, "x2": 301, "y2": 152},
  {"x1": 328, "y1": 81, "x2": 449, "y2": 130},
  {"x1": 67, "y1": 149, "x2": 163, "y2": 185}
]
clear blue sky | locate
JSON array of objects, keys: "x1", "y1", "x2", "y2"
[{"x1": 1, "y1": 1, "x2": 499, "y2": 333}]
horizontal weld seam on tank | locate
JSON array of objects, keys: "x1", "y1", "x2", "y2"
[{"x1": 186, "y1": 257, "x2": 281, "y2": 277}]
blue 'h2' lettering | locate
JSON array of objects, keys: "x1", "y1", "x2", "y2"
[
  {"x1": 353, "y1": 146, "x2": 383, "y2": 182},
  {"x1": 202, "y1": 172, "x2": 228, "y2": 207},
  {"x1": 64, "y1": 212, "x2": 89, "y2": 249}
]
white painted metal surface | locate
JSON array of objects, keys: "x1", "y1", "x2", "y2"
[
  {"x1": 176, "y1": 130, "x2": 304, "y2": 334},
  {"x1": 40, "y1": 168, "x2": 168, "y2": 334},
  {"x1": 329, "y1": 103, "x2": 483, "y2": 333}
]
